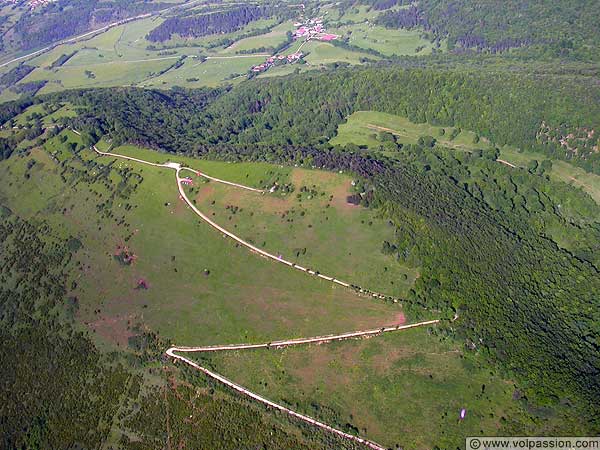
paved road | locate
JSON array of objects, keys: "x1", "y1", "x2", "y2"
[{"x1": 87, "y1": 141, "x2": 438, "y2": 449}]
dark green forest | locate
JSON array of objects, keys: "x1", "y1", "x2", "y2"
[
  {"x1": 372, "y1": 0, "x2": 600, "y2": 60},
  {"x1": 58, "y1": 68, "x2": 600, "y2": 173}
]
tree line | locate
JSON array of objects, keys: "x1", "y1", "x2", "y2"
[{"x1": 146, "y1": 6, "x2": 272, "y2": 42}]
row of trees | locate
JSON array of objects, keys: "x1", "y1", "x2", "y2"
[{"x1": 146, "y1": 6, "x2": 272, "y2": 42}]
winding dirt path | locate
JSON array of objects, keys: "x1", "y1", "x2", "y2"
[
  {"x1": 167, "y1": 320, "x2": 439, "y2": 450},
  {"x1": 89, "y1": 142, "x2": 442, "y2": 449},
  {"x1": 94, "y1": 144, "x2": 396, "y2": 300}
]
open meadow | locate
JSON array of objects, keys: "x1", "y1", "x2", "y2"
[
  {"x1": 333, "y1": 110, "x2": 600, "y2": 205},
  {"x1": 0, "y1": 117, "x2": 415, "y2": 351},
  {"x1": 198, "y1": 326, "x2": 541, "y2": 450}
]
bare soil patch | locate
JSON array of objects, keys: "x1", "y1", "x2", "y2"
[{"x1": 87, "y1": 313, "x2": 136, "y2": 347}]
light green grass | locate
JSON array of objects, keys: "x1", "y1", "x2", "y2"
[
  {"x1": 257, "y1": 63, "x2": 312, "y2": 79},
  {"x1": 199, "y1": 326, "x2": 546, "y2": 450},
  {"x1": 0, "y1": 132, "x2": 408, "y2": 350},
  {"x1": 1, "y1": 13, "x2": 262, "y2": 96},
  {"x1": 332, "y1": 110, "x2": 488, "y2": 150},
  {"x1": 334, "y1": 111, "x2": 600, "y2": 205},
  {"x1": 303, "y1": 41, "x2": 374, "y2": 66},
  {"x1": 331, "y1": 24, "x2": 438, "y2": 56},
  {"x1": 156, "y1": 18, "x2": 279, "y2": 51},
  {"x1": 335, "y1": 5, "x2": 381, "y2": 23},
  {"x1": 499, "y1": 146, "x2": 600, "y2": 204},
  {"x1": 8, "y1": 102, "x2": 76, "y2": 127},
  {"x1": 142, "y1": 55, "x2": 263, "y2": 87},
  {"x1": 6, "y1": 20, "x2": 183, "y2": 94},
  {"x1": 108, "y1": 144, "x2": 419, "y2": 297},
  {"x1": 191, "y1": 170, "x2": 418, "y2": 298},
  {"x1": 24, "y1": 57, "x2": 176, "y2": 92},
  {"x1": 221, "y1": 21, "x2": 294, "y2": 54}
]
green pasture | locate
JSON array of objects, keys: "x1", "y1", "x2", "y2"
[
  {"x1": 3, "y1": 102, "x2": 75, "y2": 129},
  {"x1": 198, "y1": 326, "x2": 554, "y2": 450},
  {"x1": 105, "y1": 144, "x2": 419, "y2": 297},
  {"x1": 141, "y1": 55, "x2": 263, "y2": 87},
  {"x1": 189, "y1": 169, "x2": 418, "y2": 298},
  {"x1": 25, "y1": 57, "x2": 176, "y2": 92},
  {"x1": 332, "y1": 110, "x2": 489, "y2": 150},
  {"x1": 341, "y1": 24, "x2": 439, "y2": 56},
  {"x1": 221, "y1": 21, "x2": 294, "y2": 54},
  {"x1": 499, "y1": 146, "x2": 600, "y2": 204},
  {"x1": 333, "y1": 110, "x2": 600, "y2": 207},
  {"x1": 0, "y1": 6, "x2": 416, "y2": 96},
  {"x1": 154, "y1": 18, "x2": 279, "y2": 51},
  {"x1": 303, "y1": 41, "x2": 374, "y2": 66},
  {"x1": 257, "y1": 63, "x2": 309, "y2": 78},
  {"x1": 0, "y1": 132, "x2": 408, "y2": 352},
  {"x1": 0, "y1": 14, "x2": 280, "y2": 95},
  {"x1": 333, "y1": 5, "x2": 381, "y2": 23}
]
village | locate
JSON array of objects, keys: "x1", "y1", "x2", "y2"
[
  {"x1": 250, "y1": 17, "x2": 339, "y2": 74},
  {"x1": 1, "y1": 0, "x2": 56, "y2": 10}
]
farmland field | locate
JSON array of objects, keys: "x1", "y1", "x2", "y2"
[
  {"x1": 220, "y1": 21, "x2": 295, "y2": 54},
  {"x1": 330, "y1": 24, "x2": 440, "y2": 56},
  {"x1": 141, "y1": 55, "x2": 266, "y2": 88},
  {"x1": 303, "y1": 41, "x2": 375, "y2": 66}
]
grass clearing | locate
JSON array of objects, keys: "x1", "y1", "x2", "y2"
[
  {"x1": 334, "y1": 111, "x2": 600, "y2": 206},
  {"x1": 141, "y1": 55, "x2": 262, "y2": 87},
  {"x1": 0, "y1": 133, "x2": 409, "y2": 352},
  {"x1": 303, "y1": 41, "x2": 374, "y2": 66},
  {"x1": 26, "y1": 57, "x2": 176, "y2": 92},
  {"x1": 190, "y1": 168, "x2": 418, "y2": 297},
  {"x1": 108, "y1": 144, "x2": 419, "y2": 297},
  {"x1": 222, "y1": 21, "x2": 294, "y2": 54},
  {"x1": 332, "y1": 110, "x2": 487, "y2": 151},
  {"x1": 499, "y1": 146, "x2": 600, "y2": 204},
  {"x1": 199, "y1": 326, "x2": 540, "y2": 450},
  {"x1": 331, "y1": 24, "x2": 439, "y2": 56}
]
